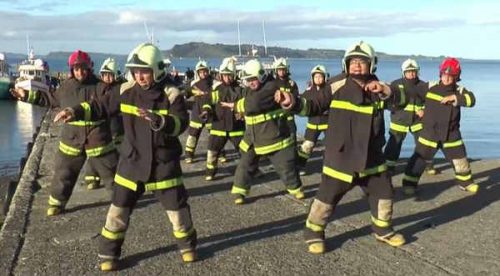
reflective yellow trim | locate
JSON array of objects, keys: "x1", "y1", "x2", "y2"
[
  {"x1": 120, "y1": 103, "x2": 169, "y2": 117},
  {"x1": 231, "y1": 185, "x2": 249, "y2": 196},
  {"x1": 169, "y1": 115, "x2": 182, "y2": 136},
  {"x1": 456, "y1": 174, "x2": 472, "y2": 181},
  {"x1": 80, "y1": 102, "x2": 92, "y2": 122},
  {"x1": 101, "y1": 227, "x2": 125, "y2": 240},
  {"x1": 359, "y1": 164, "x2": 387, "y2": 178},
  {"x1": 211, "y1": 91, "x2": 219, "y2": 104},
  {"x1": 330, "y1": 100, "x2": 374, "y2": 115},
  {"x1": 236, "y1": 98, "x2": 245, "y2": 113},
  {"x1": 404, "y1": 174, "x2": 419, "y2": 183},
  {"x1": 306, "y1": 219, "x2": 324, "y2": 232},
  {"x1": 207, "y1": 163, "x2": 215, "y2": 169},
  {"x1": 114, "y1": 174, "x2": 137, "y2": 191},
  {"x1": 206, "y1": 123, "x2": 212, "y2": 129},
  {"x1": 390, "y1": 122, "x2": 409, "y2": 133},
  {"x1": 418, "y1": 137, "x2": 438, "y2": 148},
  {"x1": 144, "y1": 177, "x2": 183, "y2": 191},
  {"x1": 307, "y1": 123, "x2": 328, "y2": 130},
  {"x1": 85, "y1": 176, "x2": 100, "y2": 181},
  {"x1": 371, "y1": 216, "x2": 391, "y2": 228},
  {"x1": 202, "y1": 104, "x2": 212, "y2": 110},
  {"x1": 245, "y1": 109, "x2": 286, "y2": 125},
  {"x1": 298, "y1": 150, "x2": 310, "y2": 159},
  {"x1": 404, "y1": 104, "x2": 424, "y2": 112},
  {"x1": 287, "y1": 187, "x2": 302, "y2": 195},
  {"x1": 58, "y1": 141, "x2": 82, "y2": 156},
  {"x1": 85, "y1": 142, "x2": 115, "y2": 157},
  {"x1": 210, "y1": 129, "x2": 227, "y2": 137},
  {"x1": 323, "y1": 166, "x2": 353, "y2": 183},
  {"x1": 229, "y1": 130, "x2": 245, "y2": 137},
  {"x1": 68, "y1": 120, "x2": 105, "y2": 126},
  {"x1": 239, "y1": 140, "x2": 250, "y2": 152},
  {"x1": 48, "y1": 195, "x2": 63, "y2": 207},
  {"x1": 254, "y1": 136, "x2": 294, "y2": 155},
  {"x1": 426, "y1": 92, "x2": 444, "y2": 102},
  {"x1": 443, "y1": 139, "x2": 463, "y2": 148},
  {"x1": 173, "y1": 227, "x2": 195, "y2": 239},
  {"x1": 287, "y1": 115, "x2": 294, "y2": 121},
  {"x1": 189, "y1": 121, "x2": 203, "y2": 129},
  {"x1": 464, "y1": 94, "x2": 472, "y2": 107},
  {"x1": 410, "y1": 123, "x2": 423, "y2": 132}
]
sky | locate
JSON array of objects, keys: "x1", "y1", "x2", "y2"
[{"x1": 0, "y1": 0, "x2": 499, "y2": 59}]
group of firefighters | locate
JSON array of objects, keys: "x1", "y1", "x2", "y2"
[{"x1": 10, "y1": 40, "x2": 477, "y2": 271}]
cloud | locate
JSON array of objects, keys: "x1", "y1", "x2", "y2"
[{"x1": 0, "y1": 7, "x2": 468, "y2": 54}]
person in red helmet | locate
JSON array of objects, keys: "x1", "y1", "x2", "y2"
[
  {"x1": 11, "y1": 50, "x2": 118, "y2": 216},
  {"x1": 403, "y1": 57, "x2": 478, "y2": 195}
]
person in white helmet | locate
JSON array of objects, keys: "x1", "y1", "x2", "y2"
[
  {"x1": 292, "y1": 41, "x2": 406, "y2": 254},
  {"x1": 53, "y1": 43, "x2": 198, "y2": 271},
  {"x1": 297, "y1": 65, "x2": 330, "y2": 176},
  {"x1": 384, "y1": 59, "x2": 437, "y2": 178}
]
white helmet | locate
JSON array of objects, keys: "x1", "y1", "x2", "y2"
[
  {"x1": 241, "y1": 59, "x2": 265, "y2": 82},
  {"x1": 219, "y1": 57, "x2": 236, "y2": 77},
  {"x1": 342, "y1": 41, "x2": 377, "y2": 74},
  {"x1": 401, "y1": 58, "x2": 420, "y2": 76},
  {"x1": 273, "y1": 57, "x2": 289, "y2": 71},
  {"x1": 125, "y1": 43, "x2": 166, "y2": 82},
  {"x1": 310, "y1": 64, "x2": 327, "y2": 81},
  {"x1": 99, "y1": 58, "x2": 118, "y2": 76},
  {"x1": 195, "y1": 60, "x2": 209, "y2": 72}
]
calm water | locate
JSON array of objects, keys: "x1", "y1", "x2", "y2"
[{"x1": 1, "y1": 57, "x2": 498, "y2": 175}]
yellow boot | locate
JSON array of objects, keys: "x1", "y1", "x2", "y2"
[
  {"x1": 293, "y1": 191, "x2": 305, "y2": 200},
  {"x1": 47, "y1": 206, "x2": 62, "y2": 217},
  {"x1": 308, "y1": 242, "x2": 325, "y2": 254},
  {"x1": 234, "y1": 194, "x2": 246, "y2": 205},
  {"x1": 403, "y1": 186, "x2": 416, "y2": 196},
  {"x1": 461, "y1": 183, "x2": 479, "y2": 194},
  {"x1": 181, "y1": 250, "x2": 197, "y2": 263},
  {"x1": 374, "y1": 233, "x2": 406, "y2": 247},
  {"x1": 100, "y1": 260, "x2": 119, "y2": 271}
]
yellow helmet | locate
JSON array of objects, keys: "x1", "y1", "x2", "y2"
[
  {"x1": 99, "y1": 58, "x2": 118, "y2": 76},
  {"x1": 273, "y1": 57, "x2": 289, "y2": 71},
  {"x1": 241, "y1": 59, "x2": 265, "y2": 81},
  {"x1": 401, "y1": 58, "x2": 420, "y2": 76},
  {"x1": 342, "y1": 41, "x2": 377, "y2": 74},
  {"x1": 125, "y1": 43, "x2": 166, "y2": 82},
  {"x1": 219, "y1": 57, "x2": 236, "y2": 76},
  {"x1": 195, "y1": 60, "x2": 209, "y2": 72}
]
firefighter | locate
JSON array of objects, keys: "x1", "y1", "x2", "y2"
[
  {"x1": 294, "y1": 41, "x2": 406, "y2": 254},
  {"x1": 273, "y1": 57, "x2": 299, "y2": 139},
  {"x1": 297, "y1": 65, "x2": 329, "y2": 176},
  {"x1": 10, "y1": 50, "x2": 117, "y2": 216},
  {"x1": 184, "y1": 60, "x2": 213, "y2": 163},
  {"x1": 84, "y1": 57, "x2": 123, "y2": 190},
  {"x1": 220, "y1": 59, "x2": 304, "y2": 204},
  {"x1": 200, "y1": 58, "x2": 245, "y2": 181},
  {"x1": 384, "y1": 59, "x2": 437, "y2": 176},
  {"x1": 53, "y1": 43, "x2": 197, "y2": 271},
  {"x1": 403, "y1": 57, "x2": 478, "y2": 195}
]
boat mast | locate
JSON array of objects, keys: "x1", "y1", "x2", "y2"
[
  {"x1": 237, "y1": 20, "x2": 242, "y2": 56},
  {"x1": 262, "y1": 20, "x2": 267, "y2": 56}
]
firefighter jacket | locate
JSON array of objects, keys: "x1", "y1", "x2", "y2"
[
  {"x1": 22, "y1": 75, "x2": 114, "y2": 157},
  {"x1": 418, "y1": 81, "x2": 475, "y2": 145},
  {"x1": 302, "y1": 84, "x2": 330, "y2": 131},
  {"x1": 71, "y1": 77, "x2": 189, "y2": 191},
  {"x1": 388, "y1": 77, "x2": 428, "y2": 133},
  {"x1": 98, "y1": 80, "x2": 125, "y2": 142},
  {"x1": 234, "y1": 79, "x2": 295, "y2": 155},
  {"x1": 296, "y1": 74, "x2": 402, "y2": 182},
  {"x1": 201, "y1": 81, "x2": 245, "y2": 136},
  {"x1": 274, "y1": 77, "x2": 299, "y2": 124},
  {"x1": 186, "y1": 77, "x2": 213, "y2": 127}
]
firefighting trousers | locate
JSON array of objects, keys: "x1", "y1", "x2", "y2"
[
  {"x1": 98, "y1": 183, "x2": 197, "y2": 260},
  {"x1": 48, "y1": 150, "x2": 117, "y2": 208},
  {"x1": 384, "y1": 129, "x2": 419, "y2": 167},
  {"x1": 297, "y1": 129, "x2": 323, "y2": 168},
  {"x1": 403, "y1": 138, "x2": 473, "y2": 188},
  {"x1": 231, "y1": 145, "x2": 302, "y2": 196},
  {"x1": 304, "y1": 171, "x2": 395, "y2": 243},
  {"x1": 84, "y1": 151, "x2": 118, "y2": 189},
  {"x1": 206, "y1": 134, "x2": 242, "y2": 175}
]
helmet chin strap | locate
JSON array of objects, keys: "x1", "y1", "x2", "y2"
[{"x1": 350, "y1": 73, "x2": 370, "y2": 83}]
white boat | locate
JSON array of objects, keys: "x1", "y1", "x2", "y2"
[{"x1": 15, "y1": 49, "x2": 50, "y2": 93}]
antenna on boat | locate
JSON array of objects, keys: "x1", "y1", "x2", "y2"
[
  {"x1": 237, "y1": 20, "x2": 242, "y2": 56},
  {"x1": 262, "y1": 20, "x2": 267, "y2": 56},
  {"x1": 26, "y1": 34, "x2": 34, "y2": 60}
]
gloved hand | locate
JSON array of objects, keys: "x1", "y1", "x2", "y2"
[
  {"x1": 199, "y1": 110, "x2": 210, "y2": 123},
  {"x1": 138, "y1": 108, "x2": 165, "y2": 130}
]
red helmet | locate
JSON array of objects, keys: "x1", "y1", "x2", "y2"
[
  {"x1": 439, "y1": 57, "x2": 461, "y2": 78},
  {"x1": 68, "y1": 50, "x2": 93, "y2": 69}
]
